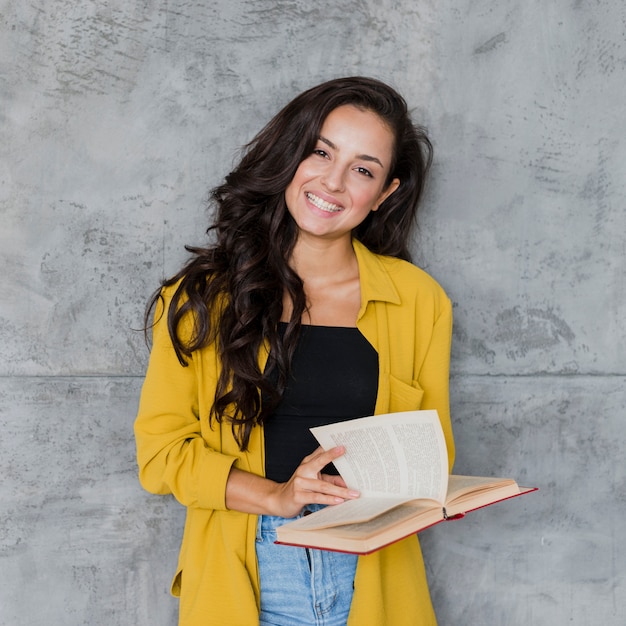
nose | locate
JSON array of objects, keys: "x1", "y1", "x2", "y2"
[{"x1": 321, "y1": 162, "x2": 345, "y2": 192}]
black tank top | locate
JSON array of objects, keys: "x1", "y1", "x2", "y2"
[{"x1": 264, "y1": 324, "x2": 378, "y2": 483}]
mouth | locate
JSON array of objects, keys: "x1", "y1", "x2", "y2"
[{"x1": 306, "y1": 192, "x2": 343, "y2": 213}]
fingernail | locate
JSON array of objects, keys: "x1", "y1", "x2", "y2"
[{"x1": 348, "y1": 491, "x2": 360, "y2": 498}]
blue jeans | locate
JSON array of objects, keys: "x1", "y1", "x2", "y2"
[{"x1": 256, "y1": 504, "x2": 358, "y2": 626}]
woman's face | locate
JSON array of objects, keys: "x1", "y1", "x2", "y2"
[{"x1": 284, "y1": 104, "x2": 400, "y2": 246}]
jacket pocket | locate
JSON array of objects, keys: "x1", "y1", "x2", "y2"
[{"x1": 388, "y1": 375, "x2": 424, "y2": 413}]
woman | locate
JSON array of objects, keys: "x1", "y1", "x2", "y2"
[{"x1": 135, "y1": 76, "x2": 454, "y2": 626}]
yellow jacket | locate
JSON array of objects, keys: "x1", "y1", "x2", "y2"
[{"x1": 135, "y1": 239, "x2": 454, "y2": 625}]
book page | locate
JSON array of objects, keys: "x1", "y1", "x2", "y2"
[
  {"x1": 279, "y1": 496, "x2": 416, "y2": 531},
  {"x1": 311, "y1": 410, "x2": 448, "y2": 503},
  {"x1": 445, "y1": 475, "x2": 520, "y2": 513},
  {"x1": 286, "y1": 498, "x2": 441, "y2": 537},
  {"x1": 322, "y1": 500, "x2": 440, "y2": 539},
  {"x1": 446, "y1": 475, "x2": 517, "y2": 499}
]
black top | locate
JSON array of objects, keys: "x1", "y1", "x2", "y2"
[{"x1": 264, "y1": 324, "x2": 379, "y2": 483}]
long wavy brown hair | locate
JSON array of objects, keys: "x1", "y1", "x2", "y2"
[{"x1": 146, "y1": 76, "x2": 433, "y2": 450}]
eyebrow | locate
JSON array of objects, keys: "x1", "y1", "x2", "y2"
[{"x1": 319, "y1": 135, "x2": 385, "y2": 169}]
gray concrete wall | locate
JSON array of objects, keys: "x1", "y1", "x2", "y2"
[{"x1": 1, "y1": 1, "x2": 624, "y2": 624}]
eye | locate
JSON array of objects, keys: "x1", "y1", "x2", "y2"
[
  {"x1": 356, "y1": 166, "x2": 373, "y2": 178},
  {"x1": 313, "y1": 148, "x2": 329, "y2": 158}
]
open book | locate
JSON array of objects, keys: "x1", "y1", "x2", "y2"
[{"x1": 275, "y1": 410, "x2": 535, "y2": 554}]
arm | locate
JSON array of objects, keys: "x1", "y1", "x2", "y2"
[
  {"x1": 134, "y1": 289, "x2": 359, "y2": 515},
  {"x1": 417, "y1": 295, "x2": 455, "y2": 472},
  {"x1": 134, "y1": 291, "x2": 237, "y2": 511},
  {"x1": 225, "y1": 446, "x2": 360, "y2": 518}
]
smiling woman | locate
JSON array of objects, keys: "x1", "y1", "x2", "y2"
[
  {"x1": 134, "y1": 76, "x2": 454, "y2": 626},
  {"x1": 283, "y1": 105, "x2": 401, "y2": 327},
  {"x1": 285, "y1": 105, "x2": 400, "y2": 243}
]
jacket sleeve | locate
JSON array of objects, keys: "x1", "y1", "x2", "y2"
[
  {"x1": 134, "y1": 290, "x2": 238, "y2": 511},
  {"x1": 417, "y1": 294, "x2": 455, "y2": 473}
]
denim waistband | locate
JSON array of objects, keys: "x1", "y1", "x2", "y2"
[{"x1": 257, "y1": 503, "x2": 327, "y2": 539}]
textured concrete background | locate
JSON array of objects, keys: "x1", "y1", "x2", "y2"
[{"x1": 1, "y1": 0, "x2": 624, "y2": 624}]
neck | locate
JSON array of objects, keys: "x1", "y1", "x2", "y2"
[
  {"x1": 289, "y1": 235, "x2": 357, "y2": 282},
  {"x1": 283, "y1": 234, "x2": 361, "y2": 326}
]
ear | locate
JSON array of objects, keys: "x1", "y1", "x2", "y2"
[{"x1": 372, "y1": 178, "x2": 400, "y2": 212}]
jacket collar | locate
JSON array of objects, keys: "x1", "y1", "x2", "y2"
[{"x1": 352, "y1": 239, "x2": 401, "y2": 306}]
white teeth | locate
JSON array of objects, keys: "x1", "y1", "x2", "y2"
[{"x1": 306, "y1": 192, "x2": 342, "y2": 213}]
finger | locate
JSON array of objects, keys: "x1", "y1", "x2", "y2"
[
  {"x1": 293, "y1": 486, "x2": 353, "y2": 506},
  {"x1": 303, "y1": 445, "x2": 346, "y2": 468},
  {"x1": 321, "y1": 474, "x2": 348, "y2": 488},
  {"x1": 302, "y1": 445, "x2": 339, "y2": 462},
  {"x1": 293, "y1": 475, "x2": 359, "y2": 500}
]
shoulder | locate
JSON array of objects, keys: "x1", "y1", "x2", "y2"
[
  {"x1": 151, "y1": 276, "x2": 220, "y2": 349},
  {"x1": 380, "y1": 256, "x2": 452, "y2": 324},
  {"x1": 379, "y1": 254, "x2": 446, "y2": 293},
  {"x1": 159, "y1": 275, "x2": 223, "y2": 314},
  {"x1": 159, "y1": 277, "x2": 185, "y2": 307},
  {"x1": 151, "y1": 278, "x2": 187, "y2": 326},
  {"x1": 354, "y1": 240, "x2": 450, "y2": 309}
]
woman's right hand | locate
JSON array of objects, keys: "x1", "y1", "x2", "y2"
[
  {"x1": 271, "y1": 446, "x2": 360, "y2": 518},
  {"x1": 225, "y1": 446, "x2": 360, "y2": 518}
]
